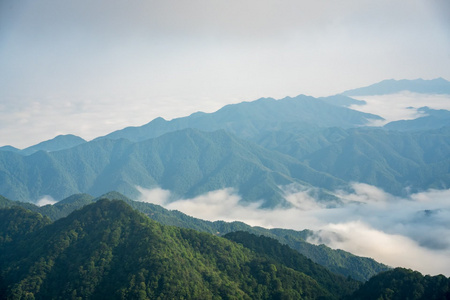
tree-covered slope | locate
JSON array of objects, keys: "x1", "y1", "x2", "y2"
[
  {"x1": 0, "y1": 192, "x2": 389, "y2": 281},
  {"x1": 0, "y1": 199, "x2": 350, "y2": 299},
  {"x1": 224, "y1": 231, "x2": 361, "y2": 298},
  {"x1": 0, "y1": 128, "x2": 344, "y2": 207},
  {"x1": 349, "y1": 268, "x2": 450, "y2": 300},
  {"x1": 0, "y1": 206, "x2": 51, "y2": 245},
  {"x1": 96, "y1": 95, "x2": 382, "y2": 143},
  {"x1": 304, "y1": 127, "x2": 450, "y2": 195}
]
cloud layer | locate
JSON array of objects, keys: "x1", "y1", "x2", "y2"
[
  {"x1": 350, "y1": 92, "x2": 450, "y2": 125},
  {"x1": 137, "y1": 183, "x2": 450, "y2": 276}
]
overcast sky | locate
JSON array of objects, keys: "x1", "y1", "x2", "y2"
[{"x1": 1, "y1": 0, "x2": 450, "y2": 148}]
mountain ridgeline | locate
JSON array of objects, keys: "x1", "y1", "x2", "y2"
[
  {"x1": 0, "y1": 128, "x2": 345, "y2": 207},
  {"x1": 0, "y1": 199, "x2": 357, "y2": 299},
  {"x1": 0, "y1": 199, "x2": 448, "y2": 299},
  {"x1": 0, "y1": 192, "x2": 389, "y2": 282},
  {"x1": 1, "y1": 79, "x2": 450, "y2": 204},
  {"x1": 1, "y1": 78, "x2": 450, "y2": 299}
]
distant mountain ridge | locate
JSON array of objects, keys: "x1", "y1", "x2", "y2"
[
  {"x1": 95, "y1": 95, "x2": 382, "y2": 143},
  {"x1": 384, "y1": 107, "x2": 450, "y2": 131},
  {"x1": 342, "y1": 77, "x2": 450, "y2": 96},
  {"x1": 0, "y1": 134, "x2": 86, "y2": 155},
  {"x1": 0, "y1": 128, "x2": 344, "y2": 207}
]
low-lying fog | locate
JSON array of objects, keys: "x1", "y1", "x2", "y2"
[{"x1": 137, "y1": 183, "x2": 450, "y2": 276}]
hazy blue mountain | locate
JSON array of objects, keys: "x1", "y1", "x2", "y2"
[
  {"x1": 342, "y1": 77, "x2": 450, "y2": 96},
  {"x1": 20, "y1": 134, "x2": 87, "y2": 155},
  {"x1": 0, "y1": 146, "x2": 20, "y2": 154},
  {"x1": 385, "y1": 107, "x2": 450, "y2": 131},
  {"x1": 305, "y1": 127, "x2": 450, "y2": 195},
  {"x1": 0, "y1": 134, "x2": 87, "y2": 155},
  {"x1": 254, "y1": 126, "x2": 350, "y2": 160},
  {"x1": 319, "y1": 94, "x2": 366, "y2": 107},
  {"x1": 95, "y1": 95, "x2": 382, "y2": 143},
  {"x1": 0, "y1": 192, "x2": 389, "y2": 281},
  {"x1": 0, "y1": 129, "x2": 344, "y2": 207}
]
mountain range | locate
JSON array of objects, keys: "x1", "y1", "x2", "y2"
[
  {"x1": 0, "y1": 191, "x2": 389, "y2": 282},
  {"x1": 1, "y1": 199, "x2": 448, "y2": 299},
  {"x1": 1, "y1": 79, "x2": 449, "y2": 203},
  {"x1": 1, "y1": 78, "x2": 450, "y2": 298}
]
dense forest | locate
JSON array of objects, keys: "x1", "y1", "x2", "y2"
[
  {"x1": 0, "y1": 199, "x2": 449, "y2": 299},
  {"x1": 0, "y1": 192, "x2": 389, "y2": 282}
]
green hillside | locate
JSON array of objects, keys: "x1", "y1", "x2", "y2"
[
  {"x1": 1, "y1": 200, "x2": 446, "y2": 299},
  {"x1": 0, "y1": 200, "x2": 349, "y2": 299},
  {"x1": 0, "y1": 192, "x2": 389, "y2": 281},
  {"x1": 349, "y1": 268, "x2": 450, "y2": 300}
]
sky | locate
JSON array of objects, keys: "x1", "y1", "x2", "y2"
[{"x1": 1, "y1": 0, "x2": 450, "y2": 148}]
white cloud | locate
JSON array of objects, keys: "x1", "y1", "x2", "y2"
[
  {"x1": 308, "y1": 221, "x2": 450, "y2": 276},
  {"x1": 36, "y1": 195, "x2": 57, "y2": 207},
  {"x1": 350, "y1": 92, "x2": 450, "y2": 125},
  {"x1": 136, "y1": 184, "x2": 450, "y2": 276}
]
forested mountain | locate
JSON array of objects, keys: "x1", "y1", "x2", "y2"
[
  {"x1": 4, "y1": 121, "x2": 450, "y2": 204},
  {"x1": 304, "y1": 127, "x2": 450, "y2": 195},
  {"x1": 224, "y1": 231, "x2": 360, "y2": 298},
  {"x1": 342, "y1": 77, "x2": 450, "y2": 96},
  {"x1": 2, "y1": 81, "x2": 450, "y2": 203},
  {"x1": 0, "y1": 128, "x2": 344, "y2": 207},
  {"x1": 0, "y1": 192, "x2": 389, "y2": 282},
  {"x1": 0, "y1": 200, "x2": 447, "y2": 300},
  {"x1": 1, "y1": 79, "x2": 450, "y2": 299},
  {"x1": 349, "y1": 268, "x2": 450, "y2": 300},
  {"x1": 0, "y1": 199, "x2": 355, "y2": 299},
  {"x1": 95, "y1": 95, "x2": 382, "y2": 143}
]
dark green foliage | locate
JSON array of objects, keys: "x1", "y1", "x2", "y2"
[
  {"x1": 0, "y1": 206, "x2": 50, "y2": 245},
  {"x1": 0, "y1": 200, "x2": 338, "y2": 299},
  {"x1": 0, "y1": 192, "x2": 388, "y2": 281},
  {"x1": 224, "y1": 231, "x2": 361, "y2": 298},
  {"x1": 98, "y1": 192, "x2": 389, "y2": 281},
  {"x1": 349, "y1": 268, "x2": 450, "y2": 300}
]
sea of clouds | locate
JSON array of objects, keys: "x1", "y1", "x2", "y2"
[{"x1": 137, "y1": 183, "x2": 450, "y2": 276}]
